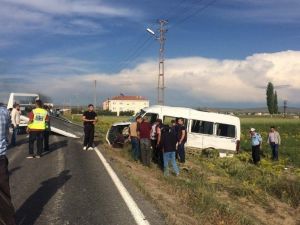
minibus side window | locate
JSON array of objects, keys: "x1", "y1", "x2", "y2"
[
  {"x1": 216, "y1": 123, "x2": 236, "y2": 138},
  {"x1": 163, "y1": 116, "x2": 188, "y2": 126},
  {"x1": 191, "y1": 120, "x2": 213, "y2": 135},
  {"x1": 144, "y1": 113, "x2": 158, "y2": 124}
]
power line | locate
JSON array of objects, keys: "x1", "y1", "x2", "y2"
[
  {"x1": 170, "y1": 0, "x2": 218, "y2": 28},
  {"x1": 116, "y1": 36, "x2": 154, "y2": 72}
]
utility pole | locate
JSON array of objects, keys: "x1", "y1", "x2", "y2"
[
  {"x1": 157, "y1": 19, "x2": 168, "y2": 105},
  {"x1": 94, "y1": 80, "x2": 97, "y2": 110},
  {"x1": 283, "y1": 100, "x2": 288, "y2": 116}
]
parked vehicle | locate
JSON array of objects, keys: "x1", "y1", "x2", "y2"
[
  {"x1": 107, "y1": 105, "x2": 240, "y2": 153},
  {"x1": 7, "y1": 93, "x2": 39, "y2": 128},
  {"x1": 6, "y1": 93, "x2": 81, "y2": 138}
]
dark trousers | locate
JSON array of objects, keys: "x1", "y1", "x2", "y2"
[
  {"x1": 11, "y1": 126, "x2": 18, "y2": 146},
  {"x1": 0, "y1": 156, "x2": 16, "y2": 225},
  {"x1": 44, "y1": 130, "x2": 50, "y2": 151},
  {"x1": 29, "y1": 131, "x2": 44, "y2": 156},
  {"x1": 151, "y1": 139, "x2": 158, "y2": 161},
  {"x1": 252, "y1": 145, "x2": 260, "y2": 164},
  {"x1": 140, "y1": 138, "x2": 151, "y2": 167},
  {"x1": 270, "y1": 143, "x2": 279, "y2": 161},
  {"x1": 178, "y1": 143, "x2": 186, "y2": 163},
  {"x1": 84, "y1": 125, "x2": 95, "y2": 148}
]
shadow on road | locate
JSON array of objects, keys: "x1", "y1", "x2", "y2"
[
  {"x1": 42, "y1": 140, "x2": 68, "y2": 156},
  {"x1": 8, "y1": 166, "x2": 21, "y2": 176},
  {"x1": 15, "y1": 170, "x2": 72, "y2": 225}
]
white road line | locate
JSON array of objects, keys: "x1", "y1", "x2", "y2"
[{"x1": 94, "y1": 147, "x2": 150, "y2": 225}]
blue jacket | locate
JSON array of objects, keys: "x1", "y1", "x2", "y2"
[{"x1": 251, "y1": 132, "x2": 262, "y2": 146}]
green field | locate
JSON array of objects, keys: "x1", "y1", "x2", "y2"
[{"x1": 240, "y1": 117, "x2": 300, "y2": 166}]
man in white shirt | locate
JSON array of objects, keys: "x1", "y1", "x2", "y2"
[
  {"x1": 10, "y1": 104, "x2": 20, "y2": 146},
  {"x1": 267, "y1": 126, "x2": 281, "y2": 161}
]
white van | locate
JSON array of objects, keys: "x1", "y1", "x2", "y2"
[
  {"x1": 136, "y1": 105, "x2": 240, "y2": 153},
  {"x1": 7, "y1": 93, "x2": 39, "y2": 127}
]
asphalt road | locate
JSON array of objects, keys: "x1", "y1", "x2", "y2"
[{"x1": 7, "y1": 134, "x2": 165, "y2": 225}]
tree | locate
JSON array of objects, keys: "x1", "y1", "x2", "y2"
[
  {"x1": 274, "y1": 91, "x2": 278, "y2": 114},
  {"x1": 266, "y1": 82, "x2": 275, "y2": 114}
]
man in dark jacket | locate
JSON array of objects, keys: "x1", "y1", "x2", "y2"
[
  {"x1": 177, "y1": 118, "x2": 187, "y2": 163},
  {"x1": 161, "y1": 125, "x2": 179, "y2": 176}
]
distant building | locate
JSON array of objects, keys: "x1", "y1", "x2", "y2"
[{"x1": 102, "y1": 95, "x2": 149, "y2": 116}]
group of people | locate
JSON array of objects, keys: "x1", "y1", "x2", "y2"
[
  {"x1": 9, "y1": 101, "x2": 51, "y2": 158},
  {"x1": 129, "y1": 116, "x2": 187, "y2": 176},
  {"x1": 249, "y1": 126, "x2": 281, "y2": 165}
]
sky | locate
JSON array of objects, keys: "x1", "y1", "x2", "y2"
[{"x1": 0, "y1": 0, "x2": 300, "y2": 108}]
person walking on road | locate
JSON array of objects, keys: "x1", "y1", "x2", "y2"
[
  {"x1": 43, "y1": 105, "x2": 51, "y2": 152},
  {"x1": 249, "y1": 128, "x2": 262, "y2": 165},
  {"x1": 267, "y1": 126, "x2": 281, "y2": 161},
  {"x1": 10, "y1": 103, "x2": 20, "y2": 146},
  {"x1": 0, "y1": 103, "x2": 16, "y2": 225},
  {"x1": 27, "y1": 100, "x2": 49, "y2": 158},
  {"x1": 161, "y1": 125, "x2": 179, "y2": 177},
  {"x1": 177, "y1": 118, "x2": 187, "y2": 163},
  {"x1": 82, "y1": 104, "x2": 97, "y2": 151},
  {"x1": 137, "y1": 117, "x2": 152, "y2": 167},
  {"x1": 129, "y1": 116, "x2": 140, "y2": 161}
]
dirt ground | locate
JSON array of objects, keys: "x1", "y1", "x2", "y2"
[{"x1": 100, "y1": 144, "x2": 300, "y2": 225}]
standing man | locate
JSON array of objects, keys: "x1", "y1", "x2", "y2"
[
  {"x1": 151, "y1": 119, "x2": 162, "y2": 164},
  {"x1": 82, "y1": 104, "x2": 97, "y2": 151},
  {"x1": 27, "y1": 100, "x2": 48, "y2": 158},
  {"x1": 249, "y1": 128, "x2": 262, "y2": 165},
  {"x1": 0, "y1": 103, "x2": 16, "y2": 225},
  {"x1": 161, "y1": 125, "x2": 179, "y2": 177},
  {"x1": 10, "y1": 103, "x2": 20, "y2": 146},
  {"x1": 129, "y1": 116, "x2": 140, "y2": 161},
  {"x1": 177, "y1": 118, "x2": 187, "y2": 163},
  {"x1": 267, "y1": 126, "x2": 281, "y2": 161},
  {"x1": 137, "y1": 117, "x2": 152, "y2": 167}
]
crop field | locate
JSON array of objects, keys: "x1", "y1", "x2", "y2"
[{"x1": 239, "y1": 116, "x2": 300, "y2": 166}]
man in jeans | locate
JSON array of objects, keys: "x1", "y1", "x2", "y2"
[
  {"x1": 129, "y1": 116, "x2": 140, "y2": 161},
  {"x1": 161, "y1": 125, "x2": 179, "y2": 176},
  {"x1": 267, "y1": 126, "x2": 281, "y2": 161},
  {"x1": 137, "y1": 117, "x2": 151, "y2": 167},
  {"x1": 0, "y1": 103, "x2": 16, "y2": 225}
]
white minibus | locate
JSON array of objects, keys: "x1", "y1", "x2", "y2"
[{"x1": 137, "y1": 105, "x2": 240, "y2": 153}]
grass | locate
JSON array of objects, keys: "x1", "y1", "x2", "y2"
[
  {"x1": 67, "y1": 114, "x2": 300, "y2": 225},
  {"x1": 239, "y1": 116, "x2": 300, "y2": 166}
]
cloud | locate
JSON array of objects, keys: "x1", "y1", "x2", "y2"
[
  {"x1": 215, "y1": 0, "x2": 300, "y2": 24},
  {"x1": 1, "y1": 50, "x2": 300, "y2": 107},
  {"x1": 0, "y1": 0, "x2": 140, "y2": 36}
]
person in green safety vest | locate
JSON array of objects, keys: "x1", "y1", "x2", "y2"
[{"x1": 27, "y1": 99, "x2": 49, "y2": 158}]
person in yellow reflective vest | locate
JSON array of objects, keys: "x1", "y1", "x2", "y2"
[{"x1": 27, "y1": 100, "x2": 49, "y2": 158}]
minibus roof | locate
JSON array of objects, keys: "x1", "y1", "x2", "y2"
[{"x1": 142, "y1": 105, "x2": 240, "y2": 125}]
